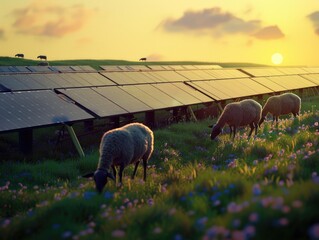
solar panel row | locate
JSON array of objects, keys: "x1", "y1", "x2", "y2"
[
  {"x1": 0, "y1": 65, "x2": 96, "y2": 73},
  {"x1": 0, "y1": 66, "x2": 318, "y2": 134}
]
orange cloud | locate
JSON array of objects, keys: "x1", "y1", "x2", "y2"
[
  {"x1": 160, "y1": 8, "x2": 285, "y2": 41},
  {"x1": 252, "y1": 25, "x2": 285, "y2": 40},
  {"x1": 161, "y1": 8, "x2": 261, "y2": 36},
  {"x1": 12, "y1": 0, "x2": 94, "y2": 37}
]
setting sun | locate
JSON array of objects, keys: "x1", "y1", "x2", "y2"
[{"x1": 271, "y1": 53, "x2": 284, "y2": 65}]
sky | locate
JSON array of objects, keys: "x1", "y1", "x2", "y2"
[{"x1": 0, "y1": 0, "x2": 318, "y2": 66}]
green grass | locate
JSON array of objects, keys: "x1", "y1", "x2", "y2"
[
  {"x1": 0, "y1": 98, "x2": 319, "y2": 239},
  {"x1": 0, "y1": 56, "x2": 268, "y2": 70}
]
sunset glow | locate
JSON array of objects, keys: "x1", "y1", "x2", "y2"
[{"x1": 0, "y1": 1, "x2": 318, "y2": 65}]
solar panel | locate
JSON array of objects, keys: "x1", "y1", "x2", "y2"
[
  {"x1": 57, "y1": 88, "x2": 127, "y2": 117},
  {"x1": 276, "y1": 68, "x2": 308, "y2": 75},
  {"x1": 126, "y1": 85, "x2": 183, "y2": 108},
  {"x1": 186, "y1": 81, "x2": 229, "y2": 100},
  {"x1": 172, "y1": 83, "x2": 213, "y2": 103},
  {"x1": 125, "y1": 65, "x2": 151, "y2": 71},
  {"x1": 0, "y1": 90, "x2": 93, "y2": 132},
  {"x1": 118, "y1": 85, "x2": 167, "y2": 110},
  {"x1": 94, "y1": 87, "x2": 152, "y2": 113},
  {"x1": 300, "y1": 74, "x2": 319, "y2": 86},
  {"x1": 251, "y1": 77, "x2": 287, "y2": 92},
  {"x1": 154, "y1": 83, "x2": 212, "y2": 105},
  {"x1": 240, "y1": 68, "x2": 284, "y2": 77},
  {"x1": 70, "y1": 66, "x2": 96, "y2": 72},
  {"x1": 100, "y1": 72, "x2": 138, "y2": 85},
  {"x1": 27, "y1": 66, "x2": 55, "y2": 73},
  {"x1": 194, "y1": 65, "x2": 222, "y2": 70},
  {"x1": 0, "y1": 66, "x2": 14, "y2": 73},
  {"x1": 267, "y1": 75, "x2": 316, "y2": 90},
  {"x1": 166, "y1": 65, "x2": 186, "y2": 70},
  {"x1": 148, "y1": 71, "x2": 188, "y2": 82},
  {"x1": 207, "y1": 69, "x2": 248, "y2": 79},
  {"x1": 100, "y1": 66, "x2": 126, "y2": 71},
  {"x1": 146, "y1": 65, "x2": 167, "y2": 71},
  {"x1": 175, "y1": 70, "x2": 205, "y2": 81},
  {"x1": 302, "y1": 67, "x2": 319, "y2": 74},
  {"x1": 234, "y1": 78, "x2": 273, "y2": 95}
]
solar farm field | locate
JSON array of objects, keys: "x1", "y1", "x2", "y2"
[{"x1": 1, "y1": 96, "x2": 319, "y2": 240}]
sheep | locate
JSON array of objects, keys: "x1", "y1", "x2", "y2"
[
  {"x1": 15, "y1": 53, "x2": 24, "y2": 58},
  {"x1": 37, "y1": 55, "x2": 47, "y2": 60},
  {"x1": 210, "y1": 99, "x2": 262, "y2": 140},
  {"x1": 259, "y1": 93, "x2": 301, "y2": 126},
  {"x1": 82, "y1": 122, "x2": 154, "y2": 193},
  {"x1": 139, "y1": 57, "x2": 147, "y2": 61}
]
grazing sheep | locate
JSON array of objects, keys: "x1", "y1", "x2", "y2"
[
  {"x1": 210, "y1": 99, "x2": 262, "y2": 140},
  {"x1": 37, "y1": 55, "x2": 47, "y2": 60},
  {"x1": 83, "y1": 123, "x2": 154, "y2": 193},
  {"x1": 139, "y1": 57, "x2": 147, "y2": 61},
  {"x1": 15, "y1": 53, "x2": 24, "y2": 58},
  {"x1": 259, "y1": 93, "x2": 301, "y2": 126}
]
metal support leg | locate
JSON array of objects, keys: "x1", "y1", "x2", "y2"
[{"x1": 66, "y1": 125, "x2": 85, "y2": 158}]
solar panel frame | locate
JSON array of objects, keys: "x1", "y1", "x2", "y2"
[{"x1": 276, "y1": 68, "x2": 308, "y2": 75}]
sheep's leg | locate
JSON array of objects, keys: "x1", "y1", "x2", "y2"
[
  {"x1": 254, "y1": 122, "x2": 259, "y2": 136},
  {"x1": 248, "y1": 123, "x2": 254, "y2": 138},
  {"x1": 119, "y1": 164, "x2": 125, "y2": 184},
  {"x1": 232, "y1": 127, "x2": 237, "y2": 139},
  {"x1": 132, "y1": 161, "x2": 140, "y2": 179},
  {"x1": 112, "y1": 165, "x2": 117, "y2": 182},
  {"x1": 229, "y1": 126, "x2": 233, "y2": 137}
]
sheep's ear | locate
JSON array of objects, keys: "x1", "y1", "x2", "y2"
[
  {"x1": 82, "y1": 172, "x2": 94, "y2": 178},
  {"x1": 208, "y1": 124, "x2": 213, "y2": 128},
  {"x1": 107, "y1": 172, "x2": 116, "y2": 181}
]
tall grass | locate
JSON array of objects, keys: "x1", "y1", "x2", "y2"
[{"x1": 0, "y1": 101, "x2": 318, "y2": 239}]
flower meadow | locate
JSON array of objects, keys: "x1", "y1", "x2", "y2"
[{"x1": 1, "y1": 100, "x2": 319, "y2": 240}]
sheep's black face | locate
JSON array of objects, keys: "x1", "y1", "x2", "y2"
[
  {"x1": 94, "y1": 170, "x2": 108, "y2": 193},
  {"x1": 210, "y1": 126, "x2": 222, "y2": 140}
]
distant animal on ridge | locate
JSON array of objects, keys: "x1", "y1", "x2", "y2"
[
  {"x1": 209, "y1": 99, "x2": 262, "y2": 140},
  {"x1": 15, "y1": 53, "x2": 24, "y2": 58},
  {"x1": 139, "y1": 57, "x2": 147, "y2": 61},
  {"x1": 37, "y1": 55, "x2": 47, "y2": 60},
  {"x1": 82, "y1": 123, "x2": 154, "y2": 193},
  {"x1": 259, "y1": 92, "x2": 301, "y2": 126}
]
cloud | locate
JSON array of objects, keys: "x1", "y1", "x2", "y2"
[
  {"x1": 161, "y1": 7, "x2": 261, "y2": 36},
  {"x1": 308, "y1": 11, "x2": 319, "y2": 36},
  {"x1": 252, "y1": 25, "x2": 285, "y2": 40},
  {"x1": 11, "y1": 0, "x2": 94, "y2": 37},
  {"x1": 160, "y1": 7, "x2": 284, "y2": 40}
]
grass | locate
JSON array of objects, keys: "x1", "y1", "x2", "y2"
[
  {"x1": 0, "y1": 56, "x2": 268, "y2": 70},
  {"x1": 0, "y1": 99, "x2": 319, "y2": 239}
]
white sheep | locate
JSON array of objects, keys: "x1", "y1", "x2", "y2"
[
  {"x1": 83, "y1": 122, "x2": 154, "y2": 193},
  {"x1": 210, "y1": 99, "x2": 262, "y2": 140},
  {"x1": 259, "y1": 93, "x2": 301, "y2": 126}
]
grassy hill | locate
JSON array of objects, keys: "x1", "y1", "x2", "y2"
[{"x1": 0, "y1": 56, "x2": 268, "y2": 69}]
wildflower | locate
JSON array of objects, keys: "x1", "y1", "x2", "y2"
[
  {"x1": 315, "y1": 122, "x2": 319, "y2": 127},
  {"x1": 249, "y1": 213, "x2": 259, "y2": 223},
  {"x1": 232, "y1": 230, "x2": 245, "y2": 240},
  {"x1": 253, "y1": 160, "x2": 258, "y2": 165},
  {"x1": 147, "y1": 198, "x2": 154, "y2": 206},
  {"x1": 112, "y1": 230, "x2": 126, "y2": 238},
  {"x1": 104, "y1": 191, "x2": 113, "y2": 200},
  {"x1": 252, "y1": 184, "x2": 262, "y2": 196},
  {"x1": 277, "y1": 218, "x2": 289, "y2": 226},
  {"x1": 2, "y1": 219, "x2": 10, "y2": 228},
  {"x1": 244, "y1": 225, "x2": 256, "y2": 238},
  {"x1": 153, "y1": 227, "x2": 162, "y2": 234},
  {"x1": 292, "y1": 200, "x2": 303, "y2": 208},
  {"x1": 195, "y1": 217, "x2": 208, "y2": 230},
  {"x1": 83, "y1": 191, "x2": 97, "y2": 200},
  {"x1": 62, "y1": 231, "x2": 72, "y2": 238},
  {"x1": 308, "y1": 223, "x2": 319, "y2": 240}
]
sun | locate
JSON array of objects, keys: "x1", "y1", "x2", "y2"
[{"x1": 271, "y1": 53, "x2": 283, "y2": 65}]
